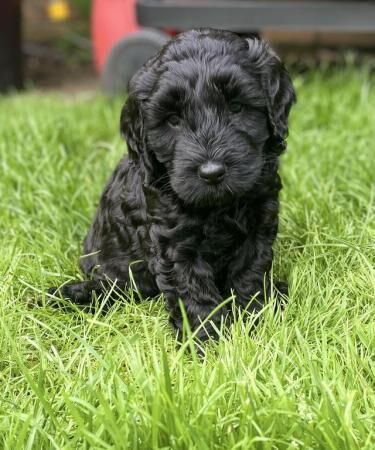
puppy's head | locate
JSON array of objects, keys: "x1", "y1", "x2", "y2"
[{"x1": 121, "y1": 28, "x2": 296, "y2": 207}]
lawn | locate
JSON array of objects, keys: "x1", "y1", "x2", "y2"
[{"x1": 0, "y1": 66, "x2": 374, "y2": 449}]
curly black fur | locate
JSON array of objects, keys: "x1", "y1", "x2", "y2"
[{"x1": 50, "y1": 28, "x2": 296, "y2": 340}]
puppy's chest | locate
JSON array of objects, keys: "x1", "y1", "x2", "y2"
[{"x1": 199, "y1": 214, "x2": 250, "y2": 267}]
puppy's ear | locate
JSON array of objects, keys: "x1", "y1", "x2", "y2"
[
  {"x1": 120, "y1": 59, "x2": 159, "y2": 184},
  {"x1": 246, "y1": 38, "x2": 296, "y2": 154},
  {"x1": 120, "y1": 95, "x2": 144, "y2": 162}
]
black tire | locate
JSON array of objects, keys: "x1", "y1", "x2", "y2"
[{"x1": 102, "y1": 28, "x2": 169, "y2": 95}]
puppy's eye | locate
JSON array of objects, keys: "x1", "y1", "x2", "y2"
[
  {"x1": 228, "y1": 102, "x2": 243, "y2": 113},
  {"x1": 167, "y1": 115, "x2": 181, "y2": 127}
]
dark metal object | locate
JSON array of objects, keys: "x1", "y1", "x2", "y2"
[
  {"x1": 137, "y1": 1, "x2": 375, "y2": 32},
  {"x1": 0, "y1": 0, "x2": 23, "y2": 92}
]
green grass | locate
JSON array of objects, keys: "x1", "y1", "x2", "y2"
[{"x1": 1, "y1": 67, "x2": 374, "y2": 449}]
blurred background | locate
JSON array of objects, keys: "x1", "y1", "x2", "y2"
[{"x1": 1, "y1": 0, "x2": 375, "y2": 95}]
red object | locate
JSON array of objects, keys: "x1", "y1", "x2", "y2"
[{"x1": 91, "y1": 0, "x2": 140, "y2": 72}]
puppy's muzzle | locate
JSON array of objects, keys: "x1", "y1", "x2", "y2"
[{"x1": 198, "y1": 161, "x2": 225, "y2": 185}]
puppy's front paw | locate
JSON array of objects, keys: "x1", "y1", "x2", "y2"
[
  {"x1": 47, "y1": 286, "x2": 68, "y2": 297},
  {"x1": 274, "y1": 280, "x2": 288, "y2": 297},
  {"x1": 273, "y1": 281, "x2": 288, "y2": 312}
]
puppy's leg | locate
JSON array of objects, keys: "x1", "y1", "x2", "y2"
[
  {"x1": 156, "y1": 257, "x2": 226, "y2": 341},
  {"x1": 228, "y1": 197, "x2": 287, "y2": 310}
]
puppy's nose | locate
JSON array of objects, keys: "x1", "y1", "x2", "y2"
[{"x1": 198, "y1": 162, "x2": 225, "y2": 184}]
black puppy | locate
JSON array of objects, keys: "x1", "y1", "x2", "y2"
[{"x1": 51, "y1": 28, "x2": 296, "y2": 339}]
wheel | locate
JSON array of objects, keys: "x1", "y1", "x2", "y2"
[{"x1": 102, "y1": 28, "x2": 169, "y2": 94}]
